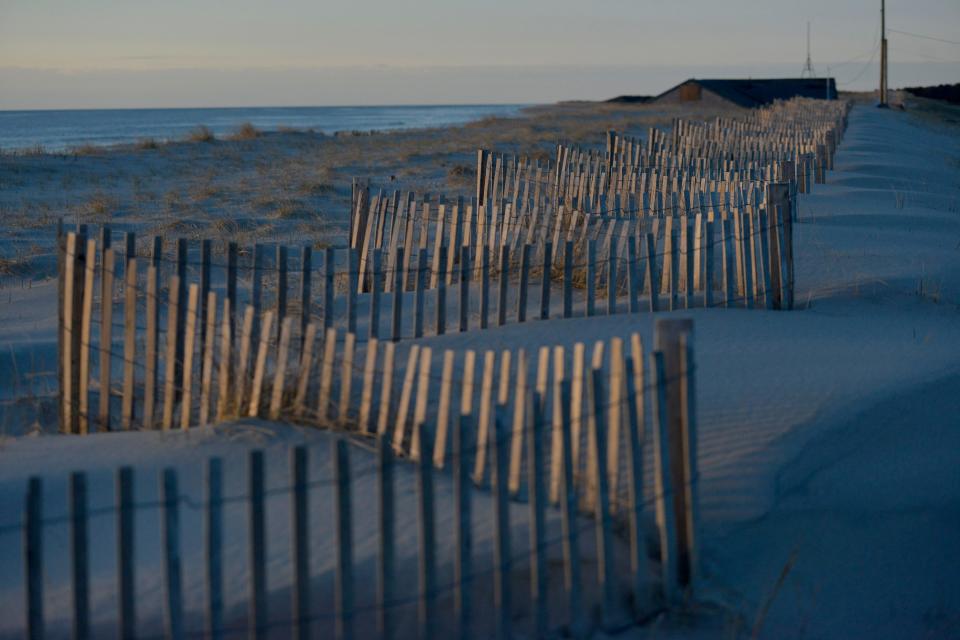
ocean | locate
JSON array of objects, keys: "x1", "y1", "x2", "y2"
[{"x1": 0, "y1": 104, "x2": 526, "y2": 153}]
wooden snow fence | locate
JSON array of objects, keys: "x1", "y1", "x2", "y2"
[
  {"x1": 56, "y1": 205, "x2": 784, "y2": 434},
  {"x1": 23, "y1": 318, "x2": 699, "y2": 639},
  {"x1": 346, "y1": 98, "x2": 849, "y2": 326}
]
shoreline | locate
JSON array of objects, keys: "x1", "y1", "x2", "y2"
[{"x1": 0, "y1": 103, "x2": 535, "y2": 155}]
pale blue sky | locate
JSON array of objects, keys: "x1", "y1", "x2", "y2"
[{"x1": 1, "y1": 0, "x2": 957, "y2": 108}]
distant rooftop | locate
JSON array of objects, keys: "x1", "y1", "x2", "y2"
[{"x1": 655, "y1": 78, "x2": 838, "y2": 108}]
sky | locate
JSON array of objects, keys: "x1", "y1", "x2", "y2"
[{"x1": 1, "y1": 0, "x2": 958, "y2": 109}]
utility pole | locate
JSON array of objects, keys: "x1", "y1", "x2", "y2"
[{"x1": 879, "y1": 0, "x2": 888, "y2": 107}]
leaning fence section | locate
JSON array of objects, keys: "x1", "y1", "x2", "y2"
[
  {"x1": 55, "y1": 200, "x2": 791, "y2": 436},
  {"x1": 21, "y1": 318, "x2": 699, "y2": 640},
  {"x1": 346, "y1": 97, "x2": 848, "y2": 318}
]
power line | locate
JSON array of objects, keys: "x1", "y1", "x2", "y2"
[
  {"x1": 836, "y1": 41, "x2": 881, "y2": 87},
  {"x1": 888, "y1": 28, "x2": 960, "y2": 46}
]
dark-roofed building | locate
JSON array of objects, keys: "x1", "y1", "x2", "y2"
[{"x1": 654, "y1": 78, "x2": 837, "y2": 108}]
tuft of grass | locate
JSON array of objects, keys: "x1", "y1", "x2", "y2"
[
  {"x1": 187, "y1": 126, "x2": 216, "y2": 143},
  {"x1": 82, "y1": 191, "x2": 119, "y2": 221},
  {"x1": 228, "y1": 122, "x2": 260, "y2": 141},
  {"x1": 71, "y1": 143, "x2": 103, "y2": 156}
]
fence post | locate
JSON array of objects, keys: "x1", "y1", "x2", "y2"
[
  {"x1": 206, "y1": 458, "x2": 223, "y2": 640},
  {"x1": 497, "y1": 245, "x2": 509, "y2": 326},
  {"x1": 703, "y1": 222, "x2": 714, "y2": 308},
  {"x1": 180, "y1": 283, "x2": 200, "y2": 429},
  {"x1": 507, "y1": 349, "x2": 528, "y2": 495},
  {"x1": 334, "y1": 438, "x2": 354, "y2": 640},
  {"x1": 721, "y1": 220, "x2": 734, "y2": 308},
  {"x1": 25, "y1": 477, "x2": 43, "y2": 640},
  {"x1": 765, "y1": 198, "x2": 784, "y2": 311},
  {"x1": 200, "y1": 239, "x2": 211, "y2": 370},
  {"x1": 377, "y1": 435, "x2": 396, "y2": 640},
  {"x1": 517, "y1": 244, "x2": 530, "y2": 322},
  {"x1": 540, "y1": 241, "x2": 552, "y2": 320},
  {"x1": 414, "y1": 250, "x2": 427, "y2": 338},
  {"x1": 758, "y1": 212, "x2": 773, "y2": 310},
  {"x1": 324, "y1": 247, "x2": 336, "y2": 330},
  {"x1": 247, "y1": 310, "x2": 274, "y2": 418},
  {"x1": 627, "y1": 237, "x2": 639, "y2": 313},
  {"x1": 99, "y1": 247, "x2": 115, "y2": 431},
  {"x1": 369, "y1": 249, "x2": 381, "y2": 340},
  {"x1": 293, "y1": 321, "x2": 317, "y2": 418},
  {"x1": 472, "y1": 351, "x2": 496, "y2": 485},
  {"x1": 590, "y1": 370, "x2": 618, "y2": 627},
  {"x1": 679, "y1": 330, "x2": 700, "y2": 589},
  {"x1": 79, "y1": 238, "x2": 96, "y2": 434},
  {"x1": 216, "y1": 299, "x2": 233, "y2": 422},
  {"x1": 768, "y1": 182, "x2": 792, "y2": 309},
  {"x1": 61, "y1": 233, "x2": 77, "y2": 433},
  {"x1": 124, "y1": 251, "x2": 139, "y2": 428},
  {"x1": 563, "y1": 240, "x2": 573, "y2": 318},
  {"x1": 623, "y1": 357, "x2": 652, "y2": 614},
  {"x1": 337, "y1": 332, "x2": 356, "y2": 425},
  {"x1": 249, "y1": 450, "x2": 267, "y2": 639},
  {"x1": 300, "y1": 245, "x2": 312, "y2": 350},
  {"x1": 392, "y1": 247, "x2": 405, "y2": 341},
  {"x1": 480, "y1": 246, "x2": 490, "y2": 329},
  {"x1": 433, "y1": 350, "x2": 456, "y2": 468},
  {"x1": 359, "y1": 338, "x2": 379, "y2": 432},
  {"x1": 161, "y1": 468, "x2": 183, "y2": 640},
  {"x1": 117, "y1": 467, "x2": 135, "y2": 639},
  {"x1": 200, "y1": 291, "x2": 217, "y2": 426},
  {"x1": 318, "y1": 327, "x2": 338, "y2": 423},
  {"x1": 741, "y1": 213, "x2": 755, "y2": 309},
  {"x1": 250, "y1": 242, "x2": 263, "y2": 345},
  {"x1": 376, "y1": 342, "x2": 397, "y2": 436},
  {"x1": 491, "y1": 408, "x2": 511, "y2": 640},
  {"x1": 70, "y1": 472, "x2": 89, "y2": 640},
  {"x1": 346, "y1": 247, "x2": 358, "y2": 334},
  {"x1": 173, "y1": 239, "x2": 187, "y2": 400},
  {"x1": 645, "y1": 233, "x2": 659, "y2": 312},
  {"x1": 269, "y1": 316, "x2": 293, "y2": 420},
  {"x1": 277, "y1": 245, "x2": 289, "y2": 341},
  {"x1": 684, "y1": 228, "x2": 694, "y2": 310},
  {"x1": 459, "y1": 245, "x2": 471, "y2": 333},
  {"x1": 454, "y1": 413, "x2": 473, "y2": 637},
  {"x1": 435, "y1": 246, "x2": 447, "y2": 335},
  {"x1": 586, "y1": 239, "x2": 596, "y2": 317},
  {"x1": 227, "y1": 242, "x2": 238, "y2": 348},
  {"x1": 654, "y1": 319, "x2": 698, "y2": 590},
  {"x1": 669, "y1": 229, "x2": 679, "y2": 311},
  {"x1": 291, "y1": 446, "x2": 309, "y2": 640},
  {"x1": 417, "y1": 422, "x2": 436, "y2": 639},
  {"x1": 607, "y1": 234, "x2": 617, "y2": 315},
  {"x1": 393, "y1": 344, "x2": 421, "y2": 454},
  {"x1": 162, "y1": 276, "x2": 181, "y2": 431},
  {"x1": 557, "y1": 380, "x2": 583, "y2": 634},
  {"x1": 57, "y1": 219, "x2": 66, "y2": 432},
  {"x1": 527, "y1": 391, "x2": 548, "y2": 638},
  {"x1": 649, "y1": 351, "x2": 679, "y2": 604}
]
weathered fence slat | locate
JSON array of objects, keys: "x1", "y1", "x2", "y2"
[
  {"x1": 161, "y1": 468, "x2": 183, "y2": 640},
  {"x1": 291, "y1": 446, "x2": 310, "y2": 640},
  {"x1": 334, "y1": 438, "x2": 354, "y2": 640},
  {"x1": 248, "y1": 450, "x2": 267, "y2": 639},
  {"x1": 117, "y1": 467, "x2": 135, "y2": 639},
  {"x1": 206, "y1": 458, "x2": 223, "y2": 640}
]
